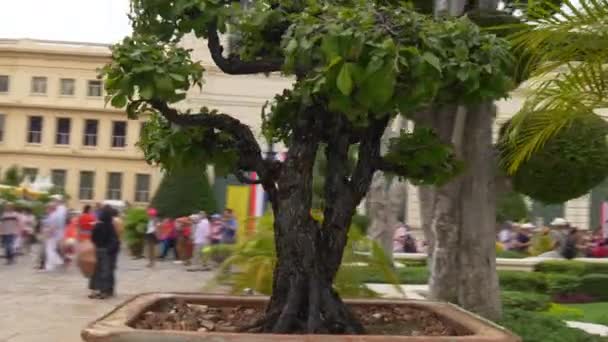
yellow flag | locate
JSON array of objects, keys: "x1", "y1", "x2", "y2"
[{"x1": 226, "y1": 185, "x2": 250, "y2": 242}]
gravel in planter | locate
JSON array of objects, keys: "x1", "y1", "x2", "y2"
[{"x1": 132, "y1": 298, "x2": 465, "y2": 336}]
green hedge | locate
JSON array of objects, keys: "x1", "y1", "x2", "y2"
[
  {"x1": 500, "y1": 309, "x2": 606, "y2": 342},
  {"x1": 496, "y1": 249, "x2": 528, "y2": 259},
  {"x1": 362, "y1": 266, "x2": 429, "y2": 284},
  {"x1": 499, "y1": 271, "x2": 548, "y2": 293},
  {"x1": 535, "y1": 260, "x2": 608, "y2": 276},
  {"x1": 502, "y1": 291, "x2": 551, "y2": 312},
  {"x1": 580, "y1": 274, "x2": 608, "y2": 301},
  {"x1": 546, "y1": 274, "x2": 582, "y2": 296}
]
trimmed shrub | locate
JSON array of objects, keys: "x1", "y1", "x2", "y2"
[
  {"x1": 502, "y1": 291, "x2": 551, "y2": 311},
  {"x1": 362, "y1": 266, "x2": 429, "y2": 284},
  {"x1": 123, "y1": 208, "x2": 148, "y2": 257},
  {"x1": 150, "y1": 166, "x2": 217, "y2": 218},
  {"x1": 496, "y1": 249, "x2": 528, "y2": 259},
  {"x1": 580, "y1": 274, "x2": 608, "y2": 301},
  {"x1": 501, "y1": 309, "x2": 606, "y2": 342},
  {"x1": 503, "y1": 117, "x2": 608, "y2": 204},
  {"x1": 496, "y1": 190, "x2": 530, "y2": 223},
  {"x1": 499, "y1": 271, "x2": 547, "y2": 293},
  {"x1": 536, "y1": 260, "x2": 608, "y2": 276},
  {"x1": 546, "y1": 273, "x2": 582, "y2": 296}
]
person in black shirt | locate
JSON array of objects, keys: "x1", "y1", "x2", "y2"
[
  {"x1": 512, "y1": 226, "x2": 532, "y2": 253},
  {"x1": 89, "y1": 205, "x2": 120, "y2": 299}
]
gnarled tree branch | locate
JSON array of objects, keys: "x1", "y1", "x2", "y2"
[
  {"x1": 206, "y1": 24, "x2": 283, "y2": 75},
  {"x1": 150, "y1": 100, "x2": 280, "y2": 203}
]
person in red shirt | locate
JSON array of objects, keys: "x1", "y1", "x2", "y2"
[
  {"x1": 159, "y1": 219, "x2": 178, "y2": 260},
  {"x1": 78, "y1": 205, "x2": 96, "y2": 242}
]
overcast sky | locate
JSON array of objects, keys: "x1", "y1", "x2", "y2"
[{"x1": 0, "y1": 0, "x2": 131, "y2": 44}]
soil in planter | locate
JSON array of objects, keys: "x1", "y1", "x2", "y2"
[{"x1": 132, "y1": 299, "x2": 464, "y2": 336}]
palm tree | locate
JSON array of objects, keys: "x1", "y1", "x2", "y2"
[{"x1": 501, "y1": 0, "x2": 608, "y2": 174}]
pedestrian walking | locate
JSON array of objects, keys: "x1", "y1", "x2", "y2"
[
  {"x1": 144, "y1": 208, "x2": 160, "y2": 267},
  {"x1": 1, "y1": 203, "x2": 21, "y2": 265},
  {"x1": 78, "y1": 205, "x2": 96, "y2": 242},
  {"x1": 159, "y1": 218, "x2": 178, "y2": 260},
  {"x1": 89, "y1": 205, "x2": 120, "y2": 299},
  {"x1": 189, "y1": 212, "x2": 210, "y2": 271},
  {"x1": 44, "y1": 203, "x2": 64, "y2": 271}
]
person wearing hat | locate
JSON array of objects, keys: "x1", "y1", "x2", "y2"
[{"x1": 144, "y1": 208, "x2": 160, "y2": 268}]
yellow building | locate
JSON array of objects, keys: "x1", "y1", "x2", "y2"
[{"x1": 0, "y1": 39, "x2": 162, "y2": 208}]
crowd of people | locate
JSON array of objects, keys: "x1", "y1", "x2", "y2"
[
  {"x1": 0, "y1": 196, "x2": 239, "y2": 300},
  {"x1": 143, "y1": 208, "x2": 238, "y2": 270},
  {"x1": 497, "y1": 218, "x2": 608, "y2": 259}
]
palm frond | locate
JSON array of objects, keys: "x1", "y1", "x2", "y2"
[
  {"x1": 511, "y1": 0, "x2": 608, "y2": 77},
  {"x1": 502, "y1": 62, "x2": 608, "y2": 173}
]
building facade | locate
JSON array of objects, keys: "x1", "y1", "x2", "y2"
[{"x1": 0, "y1": 39, "x2": 162, "y2": 208}]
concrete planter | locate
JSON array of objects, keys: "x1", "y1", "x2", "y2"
[{"x1": 82, "y1": 293, "x2": 520, "y2": 342}]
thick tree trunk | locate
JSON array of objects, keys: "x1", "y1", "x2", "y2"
[
  {"x1": 456, "y1": 102, "x2": 501, "y2": 321},
  {"x1": 252, "y1": 117, "x2": 368, "y2": 334},
  {"x1": 418, "y1": 186, "x2": 436, "y2": 256},
  {"x1": 427, "y1": 103, "x2": 501, "y2": 321}
]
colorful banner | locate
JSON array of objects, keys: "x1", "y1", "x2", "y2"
[{"x1": 226, "y1": 185, "x2": 251, "y2": 242}]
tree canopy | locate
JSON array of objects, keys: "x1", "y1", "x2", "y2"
[{"x1": 103, "y1": 0, "x2": 515, "y2": 187}]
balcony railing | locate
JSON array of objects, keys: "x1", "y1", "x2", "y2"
[
  {"x1": 112, "y1": 136, "x2": 126, "y2": 148},
  {"x1": 135, "y1": 191, "x2": 150, "y2": 203},
  {"x1": 106, "y1": 189, "x2": 122, "y2": 200},
  {"x1": 79, "y1": 188, "x2": 94, "y2": 200},
  {"x1": 83, "y1": 134, "x2": 97, "y2": 146},
  {"x1": 27, "y1": 131, "x2": 42, "y2": 144},
  {"x1": 56, "y1": 133, "x2": 70, "y2": 145}
]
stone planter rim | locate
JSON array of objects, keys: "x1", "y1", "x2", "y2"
[{"x1": 82, "y1": 292, "x2": 521, "y2": 342}]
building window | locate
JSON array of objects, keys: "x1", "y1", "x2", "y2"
[
  {"x1": 83, "y1": 119, "x2": 98, "y2": 146},
  {"x1": 0, "y1": 114, "x2": 5, "y2": 142},
  {"x1": 51, "y1": 169, "x2": 67, "y2": 192},
  {"x1": 106, "y1": 172, "x2": 122, "y2": 200},
  {"x1": 111, "y1": 121, "x2": 127, "y2": 148},
  {"x1": 55, "y1": 118, "x2": 71, "y2": 145},
  {"x1": 60, "y1": 78, "x2": 75, "y2": 96},
  {"x1": 27, "y1": 116, "x2": 43, "y2": 144},
  {"x1": 87, "y1": 80, "x2": 102, "y2": 97},
  {"x1": 0, "y1": 75, "x2": 9, "y2": 93},
  {"x1": 79, "y1": 171, "x2": 95, "y2": 200},
  {"x1": 134, "y1": 174, "x2": 151, "y2": 202},
  {"x1": 22, "y1": 168, "x2": 38, "y2": 182},
  {"x1": 31, "y1": 77, "x2": 47, "y2": 94}
]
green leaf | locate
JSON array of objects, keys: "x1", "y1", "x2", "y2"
[
  {"x1": 110, "y1": 94, "x2": 127, "y2": 108},
  {"x1": 139, "y1": 84, "x2": 155, "y2": 100},
  {"x1": 321, "y1": 35, "x2": 341, "y2": 61},
  {"x1": 285, "y1": 39, "x2": 298, "y2": 54},
  {"x1": 337, "y1": 63, "x2": 354, "y2": 96},
  {"x1": 155, "y1": 75, "x2": 174, "y2": 96},
  {"x1": 169, "y1": 73, "x2": 186, "y2": 82},
  {"x1": 361, "y1": 63, "x2": 396, "y2": 107},
  {"x1": 421, "y1": 52, "x2": 442, "y2": 73}
]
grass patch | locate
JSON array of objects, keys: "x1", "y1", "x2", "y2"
[{"x1": 564, "y1": 302, "x2": 608, "y2": 326}]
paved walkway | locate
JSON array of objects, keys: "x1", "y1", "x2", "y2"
[{"x1": 0, "y1": 252, "x2": 215, "y2": 342}]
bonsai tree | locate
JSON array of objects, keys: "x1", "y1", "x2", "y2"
[
  {"x1": 149, "y1": 165, "x2": 217, "y2": 218},
  {"x1": 103, "y1": 0, "x2": 513, "y2": 333}
]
